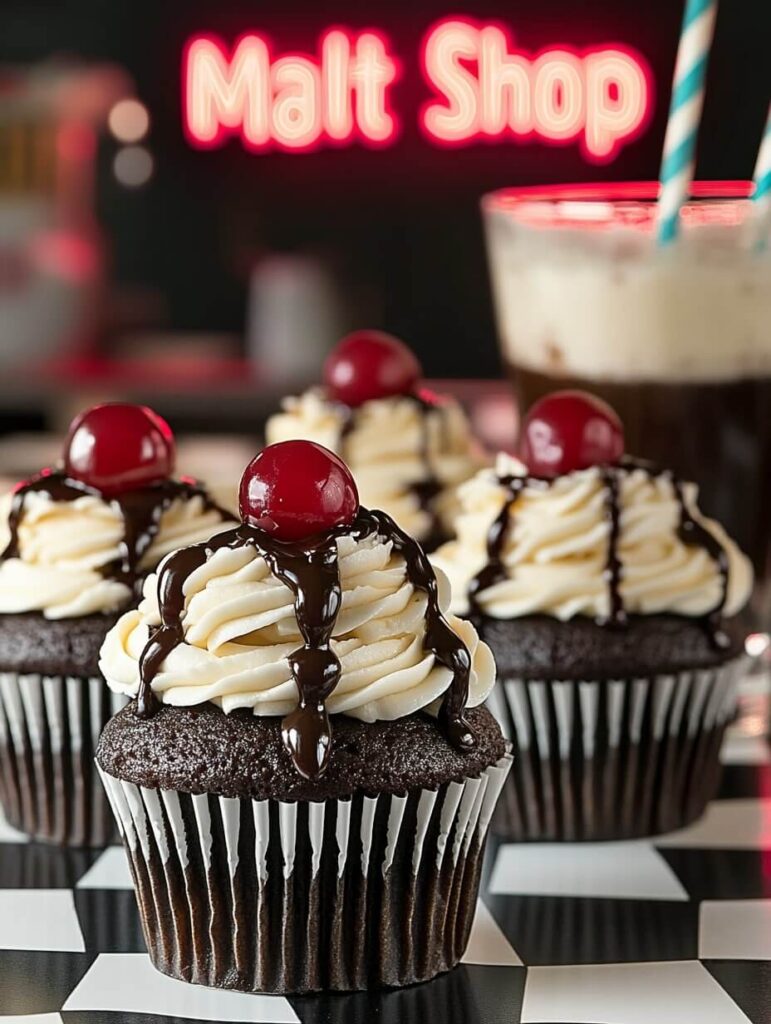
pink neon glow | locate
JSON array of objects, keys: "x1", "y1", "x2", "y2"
[
  {"x1": 56, "y1": 122, "x2": 97, "y2": 162},
  {"x1": 485, "y1": 181, "x2": 754, "y2": 205},
  {"x1": 419, "y1": 18, "x2": 652, "y2": 162},
  {"x1": 351, "y1": 33, "x2": 397, "y2": 142},
  {"x1": 272, "y1": 56, "x2": 322, "y2": 148},
  {"x1": 183, "y1": 29, "x2": 399, "y2": 153},
  {"x1": 27, "y1": 231, "x2": 101, "y2": 282},
  {"x1": 322, "y1": 31, "x2": 352, "y2": 140},
  {"x1": 532, "y1": 51, "x2": 584, "y2": 141},
  {"x1": 482, "y1": 181, "x2": 756, "y2": 232}
]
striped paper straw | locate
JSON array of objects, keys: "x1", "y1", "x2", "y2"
[
  {"x1": 656, "y1": 0, "x2": 719, "y2": 245},
  {"x1": 750, "y1": 104, "x2": 771, "y2": 248}
]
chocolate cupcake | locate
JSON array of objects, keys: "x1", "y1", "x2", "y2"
[
  {"x1": 0, "y1": 403, "x2": 233, "y2": 845},
  {"x1": 433, "y1": 391, "x2": 753, "y2": 841},
  {"x1": 266, "y1": 331, "x2": 485, "y2": 550},
  {"x1": 96, "y1": 440, "x2": 510, "y2": 993}
]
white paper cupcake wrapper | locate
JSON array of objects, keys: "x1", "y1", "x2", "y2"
[
  {"x1": 487, "y1": 659, "x2": 745, "y2": 841},
  {"x1": 98, "y1": 751, "x2": 512, "y2": 993},
  {"x1": 0, "y1": 672, "x2": 126, "y2": 846}
]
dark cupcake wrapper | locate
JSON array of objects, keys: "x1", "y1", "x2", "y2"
[
  {"x1": 0, "y1": 672, "x2": 126, "y2": 846},
  {"x1": 487, "y1": 659, "x2": 746, "y2": 841},
  {"x1": 98, "y1": 752, "x2": 512, "y2": 994}
]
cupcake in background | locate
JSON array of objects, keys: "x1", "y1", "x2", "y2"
[
  {"x1": 266, "y1": 330, "x2": 485, "y2": 549},
  {"x1": 433, "y1": 390, "x2": 753, "y2": 841},
  {"x1": 97, "y1": 440, "x2": 510, "y2": 993},
  {"x1": 0, "y1": 403, "x2": 234, "y2": 845},
  {"x1": 174, "y1": 434, "x2": 255, "y2": 519}
]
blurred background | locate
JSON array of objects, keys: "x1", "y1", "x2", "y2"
[
  {"x1": 0, "y1": 0, "x2": 769, "y2": 686},
  {"x1": 0, "y1": 0, "x2": 768, "y2": 438}
]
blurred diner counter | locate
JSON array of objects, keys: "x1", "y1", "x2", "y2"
[{"x1": 0, "y1": 354, "x2": 518, "y2": 445}]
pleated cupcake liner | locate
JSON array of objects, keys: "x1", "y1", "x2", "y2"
[
  {"x1": 98, "y1": 752, "x2": 512, "y2": 994},
  {"x1": 486, "y1": 659, "x2": 746, "y2": 841},
  {"x1": 0, "y1": 672, "x2": 126, "y2": 846}
]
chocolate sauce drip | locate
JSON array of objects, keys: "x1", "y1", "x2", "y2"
[
  {"x1": 469, "y1": 460, "x2": 731, "y2": 639},
  {"x1": 671, "y1": 475, "x2": 731, "y2": 649},
  {"x1": 337, "y1": 391, "x2": 449, "y2": 545},
  {"x1": 1, "y1": 470, "x2": 233, "y2": 600},
  {"x1": 599, "y1": 467, "x2": 627, "y2": 628},
  {"x1": 3, "y1": 472, "x2": 86, "y2": 562},
  {"x1": 137, "y1": 541, "x2": 211, "y2": 718},
  {"x1": 408, "y1": 391, "x2": 447, "y2": 543},
  {"x1": 365, "y1": 507, "x2": 474, "y2": 751},
  {"x1": 468, "y1": 476, "x2": 528, "y2": 613},
  {"x1": 136, "y1": 507, "x2": 476, "y2": 779},
  {"x1": 265, "y1": 540, "x2": 342, "y2": 779},
  {"x1": 622, "y1": 457, "x2": 732, "y2": 646}
]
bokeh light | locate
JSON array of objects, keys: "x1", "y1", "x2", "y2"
[
  {"x1": 108, "y1": 98, "x2": 150, "y2": 143},
  {"x1": 113, "y1": 145, "x2": 154, "y2": 187},
  {"x1": 746, "y1": 632, "x2": 771, "y2": 658}
]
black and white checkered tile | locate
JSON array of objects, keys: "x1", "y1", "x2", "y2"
[{"x1": 0, "y1": 718, "x2": 769, "y2": 1023}]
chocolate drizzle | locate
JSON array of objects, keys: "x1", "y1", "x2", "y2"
[
  {"x1": 599, "y1": 466, "x2": 627, "y2": 628},
  {"x1": 670, "y1": 474, "x2": 731, "y2": 649},
  {"x1": 337, "y1": 390, "x2": 450, "y2": 547},
  {"x1": 469, "y1": 476, "x2": 538, "y2": 612},
  {"x1": 367, "y1": 507, "x2": 474, "y2": 752},
  {"x1": 268, "y1": 541, "x2": 342, "y2": 779},
  {"x1": 1, "y1": 470, "x2": 233, "y2": 600},
  {"x1": 470, "y1": 460, "x2": 731, "y2": 643},
  {"x1": 407, "y1": 391, "x2": 445, "y2": 539},
  {"x1": 136, "y1": 507, "x2": 475, "y2": 780}
]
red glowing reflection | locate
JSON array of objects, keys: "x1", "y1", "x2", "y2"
[
  {"x1": 483, "y1": 181, "x2": 755, "y2": 231},
  {"x1": 486, "y1": 181, "x2": 754, "y2": 203}
]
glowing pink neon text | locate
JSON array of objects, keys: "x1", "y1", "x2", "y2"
[
  {"x1": 183, "y1": 21, "x2": 651, "y2": 161},
  {"x1": 184, "y1": 30, "x2": 398, "y2": 151},
  {"x1": 421, "y1": 20, "x2": 650, "y2": 160}
]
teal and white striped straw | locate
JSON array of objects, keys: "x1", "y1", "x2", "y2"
[
  {"x1": 656, "y1": 0, "x2": 719, "y2": 245},
  {"x1": 750, "y1": 104, "x2": 771, "y2": 249}
]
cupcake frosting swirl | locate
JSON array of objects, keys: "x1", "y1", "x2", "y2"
[
  {"x1": 101, "y1": 527, "x2": 495, "y2": 723},
  {"x1": 265, "y1": 389, "x2": 483, "y2": 542},
  {"x1": 0, "y1": 484, "x2": 232, "y2": 620},
  {"x1": 432, "y1": 454, "x2": 753, "y2": 622}
]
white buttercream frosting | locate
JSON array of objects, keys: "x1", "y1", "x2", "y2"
[
  {"x1": 432, "y1": 454, "x2": 753, "y2": 621},
  {"x1": 0, "y1": 488, "x2": 230, "y2": 620},
  {"x1": 100, "y1": 528, "x2": 496, "y2": 723},
  {"x1": 265, "y1": 389, "x2": 484, "y2": 541}
]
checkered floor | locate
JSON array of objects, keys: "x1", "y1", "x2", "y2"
[{"x1": 1, "y1": 705, "x2": 769, "y2": 1023}]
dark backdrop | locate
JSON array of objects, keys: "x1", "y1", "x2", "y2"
[{"x1": 2, "y1": 0, "x2": 769, "y2": 377}]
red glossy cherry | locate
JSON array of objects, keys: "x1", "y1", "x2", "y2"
[
  {"x1": 519, "y1": 390, "x2": 625, "y2": 477},
  {"x1": 239, "y1": 441, "x2": 359, "y2": 541},
  {"x1": 323, "y1": 330, "x2": 422, "y2": 407},
  {"x1": 64, "y1": 403, "x2": 175, "y2": 495}
]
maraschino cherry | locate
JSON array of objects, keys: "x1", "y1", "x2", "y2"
[
  {"x1": 519, "y1": 390, "x2": 624, "y2": 477},
  {"x1": 239, "y1": 440, "x2": 359, "y2": 542},
  {"x1": 323, "y1": 330, "x2": 422, "y2": 407},
  {"x1": 64, "y1": 403, "x2": 175, "y2": 496}
]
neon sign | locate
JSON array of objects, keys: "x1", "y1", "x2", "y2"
[
  {"x1": 184, "y1": 19, "x2": 652, "y2": 162},
  {"x1": 184, "y1": 30, "x2": 398, "y2": 151}
]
